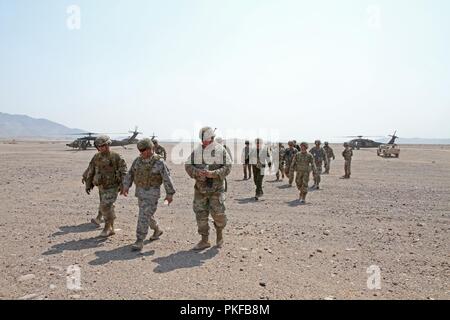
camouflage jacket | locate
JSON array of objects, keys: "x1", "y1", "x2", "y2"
[
  {"x1": 123, "y1": 154, "x2": 175, "y2": 197},
  {"x1": 342, "y1": 148, "x2": 353, "y2": 161},
  {"x1": 154, "y1": 145, "x2": 167, "y2": 161},
  {"x1": 185, "y1": 142, "x2": 232, "y2": 193},
  {"x1": 323, "y1": 145, "x2": 335, "y2": 160},
  {"x1": 290, "y1": 152, "x2": 316, "y2": 174},
  {"x1": 284, "y1": 147, "x2": 298, "y2": 166},
  {"x1": 83, "y1": 151, "x2": 127, "y2": 191},
  {"x1": 309, "y1": 147, "x2": 328, "y2": 164}
]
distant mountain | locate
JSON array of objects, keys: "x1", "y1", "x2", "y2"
[
  {"x1": 0, "y1": 112, "x2": 85, "y2": 138},
  {"x1": 396, "y1": 138, "x2": 450, "y2": 145}
]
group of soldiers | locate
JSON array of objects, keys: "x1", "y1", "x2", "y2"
[
  {"x1": 242, "y1": 139, "x2": 354, "y2": 204},
  {"x1": 81, "y1": 126, "x2": 353, "y2": 252}
]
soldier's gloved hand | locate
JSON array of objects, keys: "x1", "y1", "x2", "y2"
[
  {"x1": 82, "y1": 177, "x2": 86, "y2": 185},
  {"x1": 164, "y1": 194, "x2": 173, "y2": 205},
  {"x1": 85, "y1": 188, "x2": 91, "y2": 195}
]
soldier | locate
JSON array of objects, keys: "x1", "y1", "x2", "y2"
[
  {"x1": 341, "y1": 142, "x2": 353, "y2": 179},
  {"x1": 323, "y1": 141, "x2": 335, "y2": 174},
  {"x1": 216, "y1": 137, "x2": 232, "y2": 192},
  {"x1": 121, "y1": 138, "x2": 175, "y2": 251},
  {"x1": 290, "y1": 142, "x2": 316, "y2": 204},
  {"x1": 292, "y1": 140, "x2": 301, "y2": 151},
  {"x1": 284, "y1": 141, "x2": 298, "y2": 186},
  {"x1": 152, "y1": 139, "x2": 167, "y2": 161},
  {"x1": 249, "y1": 138, "x2": 272, "y2": 200},
  {"x1": 275, "y1": 143, "x2": 286, "y2": 181},
  {"x1": 241, "y1": 140, "x2": 251, "y2": 180},
  {"x1": 185, "y1": 127, "x2": 232, "y2": 250},
  {"x1": 309, "y1": 140, "x2": 328, "y2": 190},
  {"x1": 82, "y1": 135, "x2": 127, "y2": 237}
]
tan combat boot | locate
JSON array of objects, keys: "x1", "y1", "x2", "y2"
[
  {"x1": 132, "y1": 239, "x2": 144, "y2": 251},
  {"x1": 193, "y1": 235, "x2": 211, "y2": 250},
  {"x1": 91, "y1": 212, "x2": 103, "y2": 226},
  {"x1": 150, "y1": 227, "x2": 163, "y2": 241},
  {"x1": 216, "y1": 229, "x2": 224, "y2": 248},
  {"x1": 99, "y1": 221, "x2": 115, "y2": 237}
]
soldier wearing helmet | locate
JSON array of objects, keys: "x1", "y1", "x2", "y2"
[
  {"x1": 122, "y1": 138, "x2": 175, "y2": 251},
  {"x1": 323, "y1": 141, "x2": 335, "y2": 174},
  {"x1": 249, "y1": 138, "x2": 273, "y2": 200},
  {"x1": 185, "y1": 126, "x2": 232, "y2": 250},
  {"x1": 241, "y1": 140, "x2": 252, "y2": 180},
  {"x1": 289, "y1": 142, "x2": 316, "y2": 204},
  {"x1": 284, "y1": 141, "x2": 298, "y2": 186},
  {"x1": 275, "y1": 142, "x2": 286, "y2": 181},
  {"x1": 152, "y1": 138, "x2": 167, "y2": 161},
  {"x1": 309, "y1": 139, "x2": 329, "y2": 190},
  {"x1": 341, "y1": 142, "x2": 353, "y2": 179},
  {"x1": 82, "y1": 135, "x2": 127, "y2": 237}
]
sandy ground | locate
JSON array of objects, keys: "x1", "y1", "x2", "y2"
[{"x1": 0, "y1": 140, "x2": 449, "y2": 300}]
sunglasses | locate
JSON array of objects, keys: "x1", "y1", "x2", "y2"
[{"x1": 138, "y1": 149, "x2": 147, "y2": 153}]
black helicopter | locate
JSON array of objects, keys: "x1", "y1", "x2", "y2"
[
  {"x1": 345, "y1": 131, "x2": 399, "y2": 150},
  {"x1": 66, "y1": 127, "x2": 149, "y2": 150}
]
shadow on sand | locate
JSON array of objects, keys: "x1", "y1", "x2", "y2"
[
  {"x1": 89, "y1": 245, "x2": 155, "y2": 265},
  {"x1": 52, "y1": 223, "x2": 100, "y2": 237},
  {"x1": 152, "y1": 247, "x2": 219, "y2": 273},
  {"x1": 43, "y1": 237, "x2": 107, "y2": 255}
]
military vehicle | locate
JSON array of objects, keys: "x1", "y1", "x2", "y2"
[
  {"x1": 345, "y1": 131, "x2": 399, "y2": 150},
  {"x1": 377, "y1": 144, "x2": 400, "y2": 158}
]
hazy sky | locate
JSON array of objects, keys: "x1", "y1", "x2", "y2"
[{"x1": 1, "y1": 0, "x2": 449, "y2": 141}]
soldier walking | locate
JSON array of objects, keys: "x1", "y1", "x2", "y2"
[
  {"x1": 341, "y1": 142, "x2": 353, "y2": 179},
  {"x1": 241, "y1": 140, "x2": 252, "y2": 180},
  {"x1": 121, "y1": 138, "x2": 175, "y2": 251},
  {"x1": 323, "y1": 141, "x2": 335, "y2": 174},
  {"x1": 249, "y1": 138, "x2": 272, "y2": 200},
  {"x1": 284, "y1": 141, "x2": 298, "y2": 186},
  {"x1": 275, "y1": 143, "x2": 286, "y2": 181},
  {"x1": 309, "y1": 140, "x2": 328, "y2": 189},
  {"x1": 82, "y1": 135, "x2": 127, "y2": 237},
  {"x1": 289, "y1": 142, "x2": 316, "y2": 204},
  {"x1": 185, "y1": 127, "x2": 232, "y2": 250},
  {"x1": 152, "y1": 139, "x2": 167, "y2": 161}
]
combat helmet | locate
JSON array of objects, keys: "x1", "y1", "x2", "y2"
[
  {"x1": 343, "y1": 142, "x2": 349, "y2": 147},
  {"x1": 94, "y1": 135, "x2": 111, "y2": 147},
  {"x1": 199, "y1": 126, "x2": 216, "y2": 142},
  {"x1": 137, "y1": 138, "x2": 154, "y2": 151},
  {"x1": 314, "y1": 140, "x2": 321, "y2": 145},
  {"x1": 324, "y1": 141, "x2": 329, "y2": 146},
  {"x1": 300, "y1": 142, "x2": 309, "y2": 149}
]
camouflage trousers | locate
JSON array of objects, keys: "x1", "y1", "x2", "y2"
[
  {"x1": 252, "y1": 165, "x2": 264, "y2": 196},
  {"x1": 324, "y1": 159, "x2": 332, "y2": 174},
  {"x1": 313, "y1": 160, "x2": 323, "y2": 185},
  {"x1": 276, "y1": 162, "x2": 285, "y2": 180},
  {"x1": 285, "y1": 165, "x2": 295, "y2": 185},
  {"x1": 136, "y1": 188, "x2": 160, "y2": 240},
  {"x1": 295, "y1": 170, "x2": 310, "y2": 197},
  {"x1": 243, "y1": 163, "x2": 252, "y2": 179},
  {"x1": 193, "y1": 189, "x2": 227, "y2": 236},
  {"x1": 344, "y1": 160, "x2": 352, "y2": 177},
  {"x1": 98, "y1": 187, "x2": 119, "y2": 222}
]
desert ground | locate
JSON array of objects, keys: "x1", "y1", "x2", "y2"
[{"x1": 0, "y1": 140, "x2": 449, "y2": 300}]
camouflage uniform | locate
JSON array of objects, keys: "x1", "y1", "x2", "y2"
[
  {"x1": 83, "y1": 150, "x2": 127, "y2": 234},
  {"x1": 249, "y1": 142, "x2": 272, "y2": 198},
  {"x1": 342, "y1": 146, "x2": 353, "y2": 178},
  {"x1": 154, "y1": 144, "x2": 167, "y2": 161},
  {"x1": 123, "y1": 154, "x2": 175, "y2": 241},
  {"x1": 241, "y1": 143, "x2": 251, "y2": 180},
  {"x1": 276, "y1": 143, "x2": 286, "y2": 181},
  {"x1": 290, "y1": 148, "x2": 316, "y2": 202},
  {"x1": 323, "y1": 143, "x2": 335, "y2": 174},
  {"x1": 284, "y1": 145, "x2": 298, "y2": 184},
  {"x1": 309, "y1": 145, "x2": 328, "y2": 188},
  {"x1": 185, "y1": 142, "x2": 232, "y2": 241}
]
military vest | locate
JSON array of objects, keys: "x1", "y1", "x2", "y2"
[
  {"x1": 92, "y1": 152, "x2": 123, "y2": 188},
  {"x1": 293, "y1": 152, "x2": 314, "y2": 172},
  {"x1": 134, "y1": 155, "x2": 163, "y2": 188}
]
